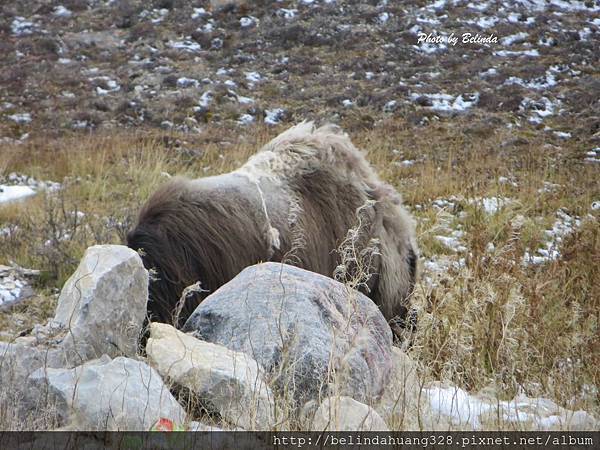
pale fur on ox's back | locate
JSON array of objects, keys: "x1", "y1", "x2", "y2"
[
  {"x1": 240, "y1": 121, "x2": 380, "y2": 183},
  {"x1": 127, "y1": 121, "x2": 418, "y2": 334}
]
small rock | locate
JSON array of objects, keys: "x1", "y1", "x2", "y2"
[
  {"x1": 311, "y1": 397, "x2": 389, "y2": 431},
  {"x1": 28, "y1": 356, "x2": 186, "y2": 430},
  {"x1": 146, "y1": 323, "x2": 274, "y2": 430}
]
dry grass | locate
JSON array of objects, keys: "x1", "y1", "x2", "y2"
[{"x1": 0, "y1": 113, "x2": 598, "y2": 428}]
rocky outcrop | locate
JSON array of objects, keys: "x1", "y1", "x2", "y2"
[
  {"x1": 27, "y1": 356, "x2": 186, "y2": 430},
  {"x1": 183, "y1": 262, "x2": 393, "y2": 405},
  {"x1": 0, "y1": 245, "x2": 149, "y2": 422},
  {"x1": 146, "y1": 323, "x2": 274, "y2": 430}
]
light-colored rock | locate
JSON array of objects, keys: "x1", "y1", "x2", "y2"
[
  {"x1": 146, "y1": 322, "x2": 274, "y2": 430},
  {"x1": 188, "y1": 421, "x2": 225, "y2": 431},
  {"x1": 311, "y1": 396, "x2": 389, "y2": 431},
  {"x1": 28, "y1": 356, "x2": 186, "y2": 431},
  {"x1": 183, "y1": 263, "x2": 393, "y2": 405},
  {"x1": 1, "y1": 245, "x2": 148, "y2": 422},
  {"x1": 375, "y1": 347, "x2": 431, "y2": 430},
  {"x1": 425, "y1": 382, "x2": 599, "y2": 431},
  {"x1": 53, "y1": 244, "x2": 148, "y2": 361}
]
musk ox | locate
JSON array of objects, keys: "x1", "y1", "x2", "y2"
[{"x1": 127, "y1": 122, "x2": 418, "y2": 334}]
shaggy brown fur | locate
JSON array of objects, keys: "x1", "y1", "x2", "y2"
[{"x1": 127, "y1": 122, "x2": 418, "y2": 331}]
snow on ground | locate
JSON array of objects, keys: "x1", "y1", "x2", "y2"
[
  {"x1": 277, "y1": 8, "x2": 298, "y2": 20},
  {"x1": 427, "y1": 384, "x2": 489, "y2": 429},
  {"x1": 500, "y1": 32, "x2": 529, "y2": 46},
  {"x1": 7, "y1": 113, "x2": 32, "y2": 124},
  {"x1": 426, "y1": 383, "x2": 597, "y2": 430},
  {"x1": 0, "y1": 265, "x2": 38, "y2": 310},
  {"x1": 265, "y1": 108, "x2": 285, "y2": 125},
  {"x1": 0, "y1": 185, "x2": 36, "y2": 204},
  {"x1": 167, "y1": 39, "x2": 201, "y2": 52},
  {"x1": 11, "y1": 17, "x2": 38, "y2": 36},
  {"x1": 523, "y1": 209, "x2": 581, "y2": 266},
  {"x1": 520, "y1": 96, "x2": 559, "y2": 124},
  {"x1": 240, "y1": 16, "x2": 258, "y2": 28},
  {"x1": 435, "y1": 230, "x2": 466, "y2": 253},
  {"x1": 410, "y1": 92, "x2": 479, "y2": 112},
  {"x1": 139, "y1": 8, "x2": 169, "y2": 24},
  {"x1": 191, "y1": 7, "x2": 207, "y2": 19},
  {"x1": 0, "y1": 173, "x2": 61, "y2": 204},
  {"x1": 494, "y1": 49, "x2": 540, "y2": 57},
  {"x1": 237, "y1": 114, "x2": 254, "y2": 125},
  {"x1": 585, "y1": 147, "x2": 600, "y2": 163},
  {"x1": 53, "y1": 5, "x2": 72, "y2": 18},
  {"x1": 470, "y1": 197, "x2": 513, "y2": 215},
  {"x1": 516, "y1": 0, "x2": 600, "y2": 12},
  {"x1": 176, "y1": 77, "x2": 199, "y2": 88}
]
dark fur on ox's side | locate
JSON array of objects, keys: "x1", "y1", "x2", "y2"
[{"x1": 127, "y1": 122, "x2": 419, "y2": 331}]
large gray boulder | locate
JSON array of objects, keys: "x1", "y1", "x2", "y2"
[
  {"x1": 28, "y1": 356, "x2": 186, "y2": 431},
  {"x1": 146, "y1": 323, "x2": 274, "y2": 430},
  {"x1": 183, "y1": 262, "x2": 393, "y2": 405}
]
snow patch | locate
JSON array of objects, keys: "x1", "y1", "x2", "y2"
[
  {"x1": 191, "y1": 7, "x2": 208, "y2": 19},
  {"x1": 277, "y1": 9, "x2": 298, "y2": 19},
  {"x1": 177, "y1": 77, "x2": 199, "y2": 88},
  {"x1": 265, "y1": 108, "x2": 285, "y2": 125},
  {"x1": 53, "y1": 6, "x2": 72, "y2": 18},
  {"x1": 240, "y1": 16, "x2": 258, "y2": 28},
  {"x1": 237, "y1": 114, "x2": 255, "y2": 125},
  {"x1": 523, "y1": 209, "x2": 580, "y2": 266},
  {"x1": 168, "y1": 40, "x2": 201, "y2": 52},
  {"x1": 0, "y1": 185, "x2": 36, "y2": 204},
  {"x1": 584, "y1": 147, "x2": 600, "y2": 164},
  {"x1": 500, "y1": 32, "x2": 529, "y2": 46},
  {"x1": 494, "y1": 49, "x2": 540, "y2": 57},
  {"x1": 411, "y1": 92, "x2": 479, "y2": 112},
  {"x1": 470, "y1": 197, "x2": 513, "y2": 215},
  {"x1": 11, "y1": 17, "x2": 37, "y2": 36},
  {"x1": 7, "y1": 113, "x2": 32, "y2": 124}
]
